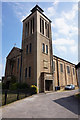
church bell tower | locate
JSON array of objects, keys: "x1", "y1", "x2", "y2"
[{"x1": 22, "y1": 5, "x2": 53, "y2": 93}]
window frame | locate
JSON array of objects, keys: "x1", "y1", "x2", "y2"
[
  {"x1": 46, "y1": 45, "x2": 48, "y2": 54},
  {"x1": 25, "y1": 23, "x2": 28, "y2": 37},
  {"x1": 53, "y1": 61, "x2": 55, "y2": 72},
  {"x1": 29, "y1": 67, "x2": 31, "y2": 78},
  {"x1": 73, "y1": 68, "x2": 75, "y2": 75},
  {"x1": 42, "y1": 43, "x2": 45, "y2": 53},
  {"x1": 17, "y1": 58, "x2": 19, "y2": 71},
  {"x1": 40, "y1": 17, "x2": 44, "y2": 35},
  {"x1": 67, "y1": 66, "x2": 70, "y2": 74},
  {"x1": 26, "y1": 45, "x2": 28, "y2": 54},
  {"x1": 60, "y1": 63, "x2": 63, "y2": 73},
  {"x1": 25, "y1": 68, "x2": 27, "y2": 78},
  {"x1": 29, "y1": 43, "x2": 32, "y2": 53}
]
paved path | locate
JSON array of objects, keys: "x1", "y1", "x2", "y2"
[{"x1": 1, "y1": 89, "x2": 80, "y2": 118}]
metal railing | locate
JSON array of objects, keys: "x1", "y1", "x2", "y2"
[{"x1": 2, "y1": 89, "x2": 32, "y2": 106}]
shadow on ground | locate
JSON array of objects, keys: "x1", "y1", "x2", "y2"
[{"x1": 53, "y1": 95, "x2": 80, "y2": 115}]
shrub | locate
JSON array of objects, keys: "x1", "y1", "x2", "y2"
[
  {"x1": 9, "y1": 83, "x2": 17, "y2": 90},
  {"x1": 2, "y1": 83, "x2": 7, "y2": 90},
  {"x1": 9, "y1": 83, "x2": 30, "y2": 90},
  {"x1": 10, "y1": 76, "x2": 17, "y2": 84},
  {"x1": 17, "y1": 83, "x2": 30, "y2": 89},
  {"x1": 30, "y1": 85, "x2": 37, "y2": 95}
]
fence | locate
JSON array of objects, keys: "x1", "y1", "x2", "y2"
[{"x1": 2, "y1": 89, "x2": 32, "y2": 106}]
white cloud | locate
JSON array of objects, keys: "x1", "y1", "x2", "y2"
[
  {"x1": 53, "y1": 38, "x2": 75, "y2": 45},
  {"x1": 53, "y1": 18, "x2": 70, "y2": 35},
  {"x1": 51, "y1": 3, "x2": 78, "y2": 42},
  {"x1": 62, "y1": 4, "x2": 78, "y2": 20},
  {"x1": 53, "y1": 38, "x2": 77, "y2": 55},
  {"x1": 53, "y1": 0, "x2": 59, "y2": 6},
  {"x1": 70, "y1": 45, "x2": 78, "y2": 54},
  {"x1": 53, "y1": 17, "x2": 78, "y2": 36},
  {"x1": 46, "y1": 3, "x2": 78, "y2": 58},
  {"x1": 55, "y1": 45, "x2": 67, "y2": 53},
  {"x1": 8, "y1": 3, "x2": 30, "y2": 22},
  {"x1": 44, "y1": 1, "x2": 59, "y2": 19},
  {"x1": 47, "y1": 7, "x2": 55, "y2": 17},
  {"x1": 53, "y1": 32, "x2": 59, "y2": 38}
]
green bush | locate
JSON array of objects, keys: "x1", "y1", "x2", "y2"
[
  {"x1": 10, "y1": 76, "x2": 17, "y2": 84},
  {"x1": 9, "y1": 83, "x2": 17, "y2": 90},
  {"x1": 2, "y1": 83, "x2": 7, "y2": 89},
  {"x1": 17, "y1": 83, "x2": 30, "y2": 89},
  {"x1": 30, "y1": 85, "x2": 37, "y2": 95},
  {"x1": 9, "y1": 83, "x2": 30, "y2": 90}
]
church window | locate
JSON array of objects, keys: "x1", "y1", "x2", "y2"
[
  {"x1": 73, "y1": 68, "x2": 75, "y2": 75},
  {"x1": 40, "y1": 17, "x2": 44, "y2": 35},
  {"x1": 25, "y1": 22, "x2": 29, "y2": 37},
  {"x1": 31, "y1": 20, "x2": 32, "y2": 34},
  {"x1": 53, "y1": 61, "x2": 55, "y2": 72},
  {"x1": 25, "y1": 24, "x2": 28, "y2": 37},
  {"x1": 17, "y1": 58, "x2": 19, "y2": 71},
  {"x1": 25, "y1": 68, "x2": 27, "y2": 78},
  {"x1": 46, "y1": 45, "x2": 48, "y2": 54},
  {"x1": 29, "y1": 43, "x2": 32, "y2": 53},
  {"x1": 48, "y1": 24, "x2": 49, "y2": 38},
  {"x1": 45, "y1": 22, "x2": 49, "y2": 38},
  {"x1": 60, "y1": 63, "x2": 63, "y2": 72},
  {"x1": 26, "y1": 45, "x2": 28, "y2": 54},
  {"x1": 28, "y1": 22, "x2": 29, "y2": 35},
  {"x1": 33, "y1": 17, "x2": 34, "y2": 32},
  {"x1": 29, "y1": 67, "x2": 31, "y2": 78},
  {"x1": 31, "y1": 17, "x2": 34, "y2": 34},
  {"x1": 40, "y1": 18, "x2": 41, "y2": 33},
  {"x1": 67, "y1": 66, "x2": 70, "y2": 74},
  {"x1": 42, "y1": 43, "x2": 45, "y2": 53}
]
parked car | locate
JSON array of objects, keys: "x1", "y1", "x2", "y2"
[{"x1": 65, "y1": 84, "x2": 75, "y2": 90}]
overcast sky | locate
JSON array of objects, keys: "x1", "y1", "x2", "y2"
[{"x1": 1, "y1": 1, "x2": 78, "y2": 79}]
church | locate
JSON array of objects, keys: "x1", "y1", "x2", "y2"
[{"x1": 4, "y1": 5, "x2": 78, "y2": 93}]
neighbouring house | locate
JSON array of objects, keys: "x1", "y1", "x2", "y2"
[{"x1": 4, "y1": 5, "x2": 78, "y2": 93}]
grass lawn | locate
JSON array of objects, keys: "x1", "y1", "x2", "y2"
[{"x1": 2, "y1": 93, "x2": 27, "y2": 105}]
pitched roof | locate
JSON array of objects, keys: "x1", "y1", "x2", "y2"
[
  {"x1": 53, "y1": 55, "x2": 76, "y2": 66},
  {"x1": 22, "y1": 5, "x2": 51, "y2": 23},
  {"x1": 31, "y1": 5, "x2": 44, "y2": 13},
  {"x1": 7, "y1": 47, "x2": 22, "y2": 59}
]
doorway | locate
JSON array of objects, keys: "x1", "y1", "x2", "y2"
[{"x1": 45, "y1": 80, "x2": 53, "y2": 91}]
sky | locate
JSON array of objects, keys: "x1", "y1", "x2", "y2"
[{"x1": 1, "y1": 1, "x2": 78, "y2": 79}]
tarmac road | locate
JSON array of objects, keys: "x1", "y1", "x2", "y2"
[{"x1": 1, "y1": 89, "x2": 80, "y2": 118}]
